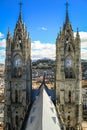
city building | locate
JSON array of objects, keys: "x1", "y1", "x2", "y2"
[{"x1": 82, "y1": 81, "x2": 87, "y2": 121}]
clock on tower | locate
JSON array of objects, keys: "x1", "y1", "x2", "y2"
[
  {"x1": 65, "y1": 58, "x2": 72, "y2": 68},
  {"x1": 13, "y1": 55, "x2": 23, "y2": 78}
]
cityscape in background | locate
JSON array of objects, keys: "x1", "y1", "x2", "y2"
[{"x1": 0, "y1": 59, "x2": 87, "y2": 129}]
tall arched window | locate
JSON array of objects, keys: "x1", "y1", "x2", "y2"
[
  {"x1": 15, "y1": 90, "x2": 18, "y2": 103},
  {"x1": 68, "y1": 91, "x2": 71, "y2": 103},
  {"x1": 6, "y1": 123, "x2": 11, "y2": 130},
  {"x1": 15, "y1": 115, "x2": 18, "y2": 127}
]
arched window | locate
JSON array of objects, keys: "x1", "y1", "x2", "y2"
[
  {"x1": 68, "y1": 91, "x2": 71, "y2": 103},
  {"x1": 15, "y1": 90, "x2": 18, "y2": 103},
  {"x1": 6, "y1": 123, "x2": 11, "y2": 130},
  {"x1": 68, "y1": 115, "x2": 70, "y2": 121},
  {"x1": 15, "y1": 115, "x2": 18, "y2": 127},
  {"x1": 65, "y1": 68, "x2": 75, "y2": 79}
]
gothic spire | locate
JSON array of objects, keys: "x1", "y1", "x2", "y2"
[
  {"x1": 76, "y1": 28, "x2": 80, "y2": 40},
  {"x1": 42, "y1": 72, "x2": 46, "y2": 85},
  {"x1": 76, "y1": 28, "x2": 79, "y2": 36},
  {"x1": 65, "y1": 2, "x2": 69, "y2": 24},
  {"x1": 18, "y1": 0, "x2": 23, "y2": 22},
  {"x1": 7, "y1": 27, "x2": 11, "y2": 39}
]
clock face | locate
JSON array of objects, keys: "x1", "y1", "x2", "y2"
[
  {"x1": 65, "y1": 59, "x2": 72, "y2": 67},
  {"x1": 14, "y1": 58, "x2": 22, "y2": 67}
]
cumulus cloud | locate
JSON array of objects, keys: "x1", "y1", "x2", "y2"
[
  {"x1": 31, "y1": 41, "x2": 55, "y2": 60},
  {"x1": 0, "y1": 38, "x2": 6, "y2": 64},
  {"x1": 0, "y1": 39, "x2": 6, "y2": 48},
  {"x1": 0, "y1": 32, "x2": 4, "y2": 38},
  {"x1": 79, "y1": 32, "x2": 87, "y2": 60}
]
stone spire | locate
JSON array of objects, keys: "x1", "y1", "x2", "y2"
[
  {"x1": 18, "y1": 0, "x2": 23, "y2": 23},
  {"x1": 75, "y1": 28, "x2": 80, "y2": 47},
  {"x1": 65, "y1": 2, "x2": 69, "y2": 24},
  {"x1": 76, "y1": 28, "x2": 80, "y2": 38}
]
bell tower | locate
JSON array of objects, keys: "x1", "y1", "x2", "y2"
[
  {"x1": 4, "y1": 2, "x2": 32, "y2": 130},
  {"x1": 56, "y1": 3, "x2": 82, "y2": 130}
]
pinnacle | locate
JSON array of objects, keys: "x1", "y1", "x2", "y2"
[
  {"x1": 18, "y1": 0, "x2": 23, "y2": 23},
  {"x1": 7, "y1": 27, "x2": 11, "y2": 39},
  {"x1": 65, "y1": 2, "x2": 69, "y2": 24}
]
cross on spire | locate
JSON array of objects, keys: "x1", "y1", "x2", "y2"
[
  {"x1": 65, "y1": 2, "x2": 69, "y2": 11},
  {"x1": 18, "y1": 0, "x2": 23, "y2": 22},
  {"x1": 19, "y1": 0, "x2": 23, "y2": 11}
]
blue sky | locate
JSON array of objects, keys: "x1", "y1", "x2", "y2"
[{"x1": 0, "y1": 0, "x2": 87, "y2": 63}]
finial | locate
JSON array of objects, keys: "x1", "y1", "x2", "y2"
[
  {"x1": 8, "y1": 27, "x2": 10, "y2": 34},
  {"x1": 65, "y1": 2, "x2": 69, "y2": 23},
  {"x1": 77, "y1": 28, "x2": 79, "y2": 32},
  {"x1": 7, "y1": 27, "x2": 11, "y2": 39},
  {"x1": 65, "y1": 2, "x2": 69, "y2": 11},
  {"x1": 19, "y1": 0, "x2": 23, "y2": 12},
  {"x1": 76, "y1": 28, "x2": 79, "y2": 36}
]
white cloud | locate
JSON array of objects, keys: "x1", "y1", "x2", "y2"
[
  {"x1": 41, "y1": 27, "x2": 47, "y2": 31},
  {"x1": 38, "y1": 27, "x2": 47, "y2": 31},
  {"x1": 0, "y1": 39, "x2": 6, "y2": 64},
  {"x1": 31, "y1": 41, "x2": 55, "y2": 60},
  {"x1": 0, "y1": 32, "x2": 4, "y2": 38},
  {"x1": 79, "y1": 32, "x2": 87, "y2": 60},
  {"x1": 0, "y1": 39, "x2": 6, "y2": 48}
]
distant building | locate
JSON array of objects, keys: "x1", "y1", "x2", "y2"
[
  {"x1": 82, "y1": 83, "x2": 87, "y2": 121},
  {"x1": 0, "y1": 101, "x2": 4, "y2": 125}
]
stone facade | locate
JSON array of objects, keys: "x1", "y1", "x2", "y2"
[
  {"x1": 4, "y1": 5, "x2": 32, "y2": 130},
  {"x1": 56, "y1": 3, "x2": 82, "y2": 130}
]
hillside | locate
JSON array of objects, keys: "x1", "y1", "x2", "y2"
[{"x1": 32, "y1": 59, "x2": 55, "y2": 69}]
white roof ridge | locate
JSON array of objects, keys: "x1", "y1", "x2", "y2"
[{"x1": 25, "y1": 84, "x2": 61, "y2": 130}]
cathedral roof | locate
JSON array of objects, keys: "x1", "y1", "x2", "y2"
[{"x1": 25, "y1": 84, "x2": 61, "y2": 130}]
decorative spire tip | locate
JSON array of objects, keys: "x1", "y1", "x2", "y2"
[
  {"x1": 65, "y1": 1, "x2": 69, "y2": 24},
  {"x1": 19, "y1": 0, "x2": 23, "y2": 11},
  {"x1": 18, "y1": 0, "x2": 23, "y2": 22},
  {"x1": 77, "y1": 28, "x2": 79, "y2": 32},
  {"x1": 65, "y1": 2, "x2": 69, "y2": 11}
]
